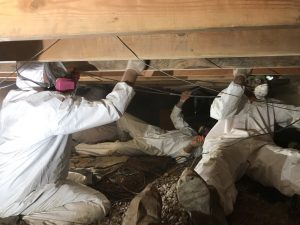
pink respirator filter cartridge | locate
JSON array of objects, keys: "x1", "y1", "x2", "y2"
[{"x1": 55, "y1": 78, "x2": 76, "y2": 92}]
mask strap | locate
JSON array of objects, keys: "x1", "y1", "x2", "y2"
[{"x1": 17, "y1": 73, "x2": 50, "y2": 89}]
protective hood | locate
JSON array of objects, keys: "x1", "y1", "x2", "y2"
[{"x1": 16, "y1": 62, "x2": 46, "y2": 90}]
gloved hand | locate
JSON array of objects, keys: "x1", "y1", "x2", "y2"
[
  {"x1": 233, "y1": 68, "x2": 252, "y2": 78},
  {"x1": 176, "y1": 135, "x2": 204, "y2": 163},
  {"x1": 121, "y1": 60, "x2": 147, "y2": 86},
  {"x1": 177, "y1": 90, "x2": 192, "y2": 108},
  {"x1": 126, "y1": 60, "x2": 146, "y2": 74},
  {"x1": 233, "y1": 68, "x2": 251, "y2": 86},
  {"x1": 189, "y1": 135, "x2": 205, "y2": 148},
  {"x1": 180, "y1": 90, "x2": 192, "y2": 103}
]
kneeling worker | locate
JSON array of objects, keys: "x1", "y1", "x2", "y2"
[{"x1": 0, "y1": 60, "x2": 146, "y2": 224}]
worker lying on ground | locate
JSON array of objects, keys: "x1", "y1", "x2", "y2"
[
  {"x1": 74, "y1": 91, "x2": 208, "y2": 162},
  {"x1": 176, "y1": 69, "x2": 300, "y2": 225},
  {"x1": 0, "y1": 60, "x2": 146, "y2": 225}
]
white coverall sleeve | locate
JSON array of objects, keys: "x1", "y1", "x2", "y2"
[
  {"x1": 273, "y1": 103, "x2": 300, "y2": 129},
  {"x1": 170, "y1": 105, "x2": 191, "y2": 130},
  {"x1": 210, "y1": 81, "x2": 245, "y2": 120},
  {"x1": 52, "y1": 82, "x2": 135, "y2": 135}
]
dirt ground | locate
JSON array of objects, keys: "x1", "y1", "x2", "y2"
[
  {"x1": 1, "y1": 154, "x2": 299, "y2": 225},
  {"x1": 70, "y1": 154, "x2": 300, "y2": 225}
]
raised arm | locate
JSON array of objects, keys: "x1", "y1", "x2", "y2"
[
  {"x1": 52, "y1": 60, "x2": 147, "y2": 135},
  {"x1": 52, "y1": 82, "x2": 134, "y2": 135},
  {"x1": 170, "y1": 91, "x2": 192, "y2": 130},
  {"x1": 210, "y1": 69, "x2": 249, "y2": 120}
]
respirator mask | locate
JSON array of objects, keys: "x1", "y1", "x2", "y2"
[
  {"x1": 43, "y1": 62, "x2": 79, "y2": 92},
  {"x1": 17, "y1": 62, "x2": 79, "y2": 92},
  {"x1": 245, "y1": 75, "x2": 269, "y2": 100},
  {"x1": 254, "y1": 83, "x2": 269, "y2": 100}
]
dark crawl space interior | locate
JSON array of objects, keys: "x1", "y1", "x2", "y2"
[{"x1": 1, "y1": 2, "x2": 300, "y2": 224}]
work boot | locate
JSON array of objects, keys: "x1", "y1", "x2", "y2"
[
  {"x1": 122, "y1": 184, "x2": 162, "y2": 225},
  {"x1": 176, "y1": 168, "x2": 227, "y2": 225}
]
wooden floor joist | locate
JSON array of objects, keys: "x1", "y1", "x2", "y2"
[
  {"x1": 1, "y1": 58, "x2": 300, "y2": 74},
  {"x1": 73, "y1": 57, "x2": 300, "y2": 70},
  {"x1": 2, "y1": 68, "x2": 300, "y2": 83},
  {"x1": 1, "y1": 0, "x2": 300, "y2": 40},
  {"x1": 1, "y1": 1, "x2": 300, "y2": 87},
  {"x1": 1, "y1": 28, "x2": 300, "y2": 61}
]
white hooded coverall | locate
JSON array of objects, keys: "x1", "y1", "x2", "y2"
[
  {"x1": 0, "y1": 63, "x2": 135, "y2": 224},
  {"x1": 194, "y1": 81, "x2": 300, "y2": 215},
  {"x1": 75, "y1": 105, "x2": 200, "y2": 158}
]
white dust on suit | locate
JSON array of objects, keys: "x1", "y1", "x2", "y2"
[
  {"x1": 75, "y1": 105, "x2": 200, "y2": 158},
  {"x1": 0, "y1": 63, "x2": 135, "y2": 224},
  {"x1": 194, "y1": 81, "x2": 300, "y2": 215}
]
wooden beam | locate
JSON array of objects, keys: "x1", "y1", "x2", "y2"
[
  {"x1": 173, "y1": 68, "x2": 300, "y2": 76},
  {"x1": 87, "y1": 57, "x2": 300, "y2": 70},
  {"x1": 2, "y1": 68, "x2": 300, "y2": 81},
  {"x1": 0, "y1": 58, "x2": 299, "y2": 73},
  {"x1": 1, "y1": 28, "x2": 300, "y2": 61},
  {"x1": 1, "y1": 0, "x2": 300, "y2": 40},
  {"x1": 80, "y1": 80, "x2": 229, "y2": 87}
]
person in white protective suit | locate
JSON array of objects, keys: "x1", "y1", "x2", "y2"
[
  {"x1": 176, "y1": 69, "x2": 300, "y2": 225},
  {"x1": 74, "y1": 90, "x2": 207, "y2": 162},
  {"x1": 0, "y1": 60, "x2": 146, "y2": 225}
]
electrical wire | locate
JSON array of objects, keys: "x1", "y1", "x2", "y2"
[
  {"x1": 255, "y1": 101, "x2": 300, "y2": 112},
  {"x1": 218, "y1": 117, "x2": 300, "y2": 149},
  {"x1": 83, "y1": 66, "x2": 300, "y2": 113},
  {"x1": 114, "y1": 36, "x2": 300, "y2": 113},
  {"x1": 81, "y1": 71, "x2": 169, "y2": 94},
  {"x1": 114, "y1": 35, "x2": 237, "y2": 95},
  {"x1": 82, "y1": 71, "x2": 219, "y2": 98},
  {"x1": 85, "y1": 37, "x2": 300, "y2": 152},
  {"x1": 114, "y1": 35, "x2": 244, "y2": 98},
  {"x1": 155, "y1": 117, "x2": 300, "y2": 165},
  {"x1": 0, "y1": 82, "x2": 15, "y2": 90},
  {"x1": 114, "y1": 36, "x2": 300, "y2": 109},
  {"x1": 79, "y1": 65, "x2": 300, "y2": 112},
  {"x1": 204, "y1": 58, "x2": 222, "y2": 69},
  {"x1": 134, "y1": 88, "x2": 218, "y2": 98},
  {"x1": 267, "y1": 68, "x2": 280, "y2": 75},
  {"x1": 0, "y1": 39, "x2": 61, "y2": 87},
  {"x1": 82, "y1": 71, "x2": 177, "y2": 97},
  {"x1": 1, "y1": 36, "x2": 298, "y2": 165},
  {"x1": 2, "y1": 35, "x2": 294, "y2": 113},
  {"x1": 83, "y1": 71, "x2": 211, "y2": 97}
]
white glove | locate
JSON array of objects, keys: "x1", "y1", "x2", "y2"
[
  {"x1": 126, "y1": 60, "x2": 146, "y2": 74},
  {"x1": 233, "y1": 68, "x2": 252, "y2": 78}
]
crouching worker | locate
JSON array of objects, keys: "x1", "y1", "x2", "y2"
[
  {"x1": 75, "y1": 91, "x2": 208, "y2": 163},
  {"x1": 176, "y1": 69, "x2": 300, "y2": 225},
  {"x1": 0, "y1": 60, "x2": 146, "y2": 224}
]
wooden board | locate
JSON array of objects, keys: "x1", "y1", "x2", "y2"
[
  {"x1": 4, "y1": 57, "x2": 300, "y2": 73},
  {"x1": 2, "y1": 68, "x2": 300, "y2": 80},
  {"x1": 1, "y1": 0, "x2": 300, "y2": 40},
  {"x1": 1, "y1": 28, "x2": 300, "y2": 61}
]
